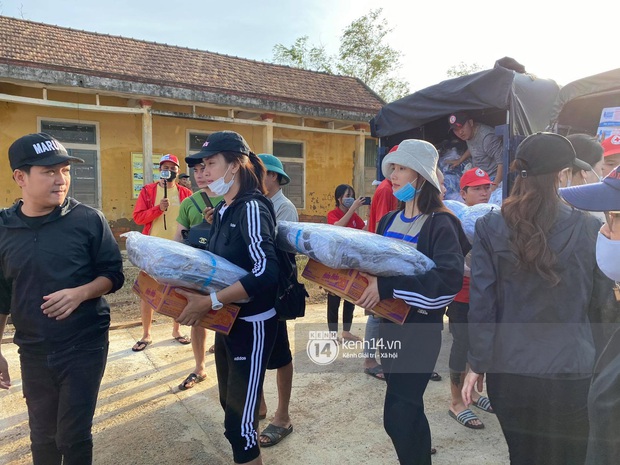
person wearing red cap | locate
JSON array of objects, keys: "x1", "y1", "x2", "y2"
[
  {"x1": 446, "y1": 168, "x2": 495, "y2": 430},
  {"x1": 601, "y1": 134, "x2": 620, "y2": 178},
  {"x1": 131, "y1": 154, "x2": 193, "y2": 351}
]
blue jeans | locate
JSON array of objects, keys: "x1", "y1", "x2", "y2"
[
  {"x1": 19, "y1": 334, "x2": 109, "y2": 465},
  {"x1": 362, "y1": 315, "x2": 382, "y2": 360}
]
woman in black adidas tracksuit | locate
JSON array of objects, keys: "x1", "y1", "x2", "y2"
[
  {"x1": 356, "y1": 139, "x2": 468, "y2": 465},
  {"x1": 176, "y1": 131, "x2": 278, "y2": 465}
]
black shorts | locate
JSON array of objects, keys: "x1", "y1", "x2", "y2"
[{"x1": 267, "y1": 320, "x2": 293, "y2": 370}]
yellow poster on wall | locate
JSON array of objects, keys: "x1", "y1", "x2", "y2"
[{"x1": 131, "y1": 153, "x2": 162, "y2": 199}]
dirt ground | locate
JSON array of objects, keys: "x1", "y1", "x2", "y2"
[{"x1": 0, "y1": 256, "x2": 509, "y2": 464}]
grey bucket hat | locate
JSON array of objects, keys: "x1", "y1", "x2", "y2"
[{"x1": 381, "y1": 139, "x2": 441, "y2": 192}]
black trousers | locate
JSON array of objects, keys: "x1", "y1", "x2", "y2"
[
  {"x1": 380, "y1": 311, "x2": 443, "y2": 465},
  {"x1": 215, "y1": 315, "x2": 277, "y2": 464},
  {"x1": 487, "y1": 373, "x2": 590, "y2": 465},
  {"x1": 326, "y1": 293, "x2": 355, "y2": 333},
  {"x1": 19, "y1": 334, "x2": 109, "y2": 465}
]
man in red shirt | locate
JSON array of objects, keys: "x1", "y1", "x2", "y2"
[
  {"x1": 367, "y1": 177, "x2": 398, "y2": 234},
  {"x1": 362, "y1": 146, "x2": 399, "y2": 380},
  {"x1": 131, "y1": 154, "x2": 193, "y2": 351},
  {"x1": 447, "y1": 167, "x2": 495, "y2": 429}
]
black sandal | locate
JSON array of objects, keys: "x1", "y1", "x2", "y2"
[{"x1": 178, "y1": 373, "x2": 206, "y2": 391}]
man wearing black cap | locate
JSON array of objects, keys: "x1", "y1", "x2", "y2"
[
  {"x1": 178, "y1": 172, "x2": 193, "y2": 190},
  {"x1": 0, "y1": 133, "x2": 124, "y2": 465},
  {"x1": 449, "y1": 111, "x2": 504, "y2": 192}
]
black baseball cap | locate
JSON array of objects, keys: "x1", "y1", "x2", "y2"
[
  {"x1": 9, "y1": 133, "x2": 84, "y2": 170},
  {"x1": 185, "y1": 131, "x2": 252, "y2": 167},
  {"x1": 448, "y1": 111, "x2": 471, "y2": 129},
  {"x1": 515, "y1": 132, "x2": 581, "y2": 176},
  {"x1": 178, "y1": 173, "x2": 190, "y2": 179}
]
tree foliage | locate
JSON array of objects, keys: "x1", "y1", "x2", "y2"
[
  {"x1": 271, "y1": 9, "x2": 409, "y2": 103},
  {"x1": 272, "y1": 36, "x2": 333, "y2": 74},
  {"x1": 446, "y1": 61, "x2": 484, "y2": 78}
]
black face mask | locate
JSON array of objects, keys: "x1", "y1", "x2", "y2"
[{"x1": 160, "y1": 170, "x2": 177, "y2": 181}]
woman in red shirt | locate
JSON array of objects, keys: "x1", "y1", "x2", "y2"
[{"x1": 326, "y1": 184, "x2": 365, "y2": 341}]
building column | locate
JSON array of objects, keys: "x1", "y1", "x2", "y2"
[
  {"x1": 261, "y1": 113, "x2": 275, "y2": 154},
  {"x1": 141, "y1": 100, "x2": 154, "y2": 184},
  {"x1": 353, "y1": 125, "x2": 366, "y2": 198}
]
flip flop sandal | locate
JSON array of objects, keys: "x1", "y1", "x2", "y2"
[
  {"x1": 364, "y1": 365, "x2": 386, "y2": 381},
  {"x1": 259, "y1": 423, "x2": 293, "y2": 447},
  {"x1": 448, "y1": 409, "x2": 485, "y2": 430},
  {"x1": 178, "y1": 372, "x2": 206, "y2": 391},
  {"x1": 174, "y1": 335, "x2": 191, "y2": 345},
  {"x1": 472, "y1": 396, "x2": 494, "y2": 414},
  {"x1": 131, "y1": 340, "x2": 152, "y2": 352}
]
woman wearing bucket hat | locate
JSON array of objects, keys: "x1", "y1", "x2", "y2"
[
  {"x1": 355, "y1": 139, "x2": 469, "y2": 465},
  {"x1": 462, "y1": 132, "x2": 611, "y2": 465},
  {"x1": 175, "y1": 131, "x2": 279, "y2": 465}
]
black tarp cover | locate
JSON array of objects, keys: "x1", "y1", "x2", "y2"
[
  {"x1": 547, "y1": 68, "x2": 620, "y2": 135},
  {"x1": 370, "y1": 63, "x2": 561, "y2": 143}
]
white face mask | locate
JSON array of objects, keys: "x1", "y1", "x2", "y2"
[
  {"x1": 597, "y1": 232, "x2": 620, "y2": 281},
  {"x1": 209, "y1": 165, "x2": 235, "y2": 196}
]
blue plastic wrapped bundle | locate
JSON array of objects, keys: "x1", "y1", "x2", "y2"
[
  {"x1": 443, "y1": 201, "x2": 499, "y2": 243},
  {"x1": 489, "y1": 186, "x2": 503, "y2": 206},
  {"x1": 124, "y1": 232, "x2": 248, "y2": 293},
  {"x1": 444, "y1": 200, "x2": 468, "y2": 219},
  {"x1": 276, "y1": 221, "x2": 435, "y2": 277}
]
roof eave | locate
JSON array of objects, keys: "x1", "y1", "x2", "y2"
[{"x1": 0, "y1": 62, "x2": 379, "y2": 122}]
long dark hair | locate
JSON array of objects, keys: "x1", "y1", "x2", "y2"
[
  {"x1": 502, "y1": 159, "x2": 561, "y2": 285},
  {"x1": 334, "y1": 184, "x2": 354, "y2": 207},
  {"x1": 220, "y1": 151, "x2": 267, "y2": 196}
]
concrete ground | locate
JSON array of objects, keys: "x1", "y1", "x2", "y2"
[{"x1": 0, "y1": 303, "x2": 509, "y2": 464}]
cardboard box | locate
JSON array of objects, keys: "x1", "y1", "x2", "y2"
[
  {"x1": 302, "y1": 259, "x2": 410, "y2": 325},
  {"x1": 132, "y1": 271, "x2": 240, "y2": 335}
]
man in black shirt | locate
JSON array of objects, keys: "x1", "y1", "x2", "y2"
[{"x1": 0, "y1": 133, "x2": 124, "y2": 465}]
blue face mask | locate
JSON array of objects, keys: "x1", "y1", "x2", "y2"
[
  {"x1": 342, "y1": 197, "x2": 355, "y2": 208},
  {"x1": 394, "y1": 182, "x2": 417, "y2": 202}
]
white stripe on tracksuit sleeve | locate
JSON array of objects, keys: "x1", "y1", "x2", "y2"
[
  {"x1": 393, "y1": 289, "x2": 457, "y2": 310},
  {"x1": 246, "y1": 200, "x2": 267, "y2": 277}
]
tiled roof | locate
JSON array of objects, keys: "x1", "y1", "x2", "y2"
[{"x1": 0, "y1": 16, "x2": 384, "y2": 117}]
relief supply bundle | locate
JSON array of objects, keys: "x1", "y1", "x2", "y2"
[
  {"x1": 124, "y1": 232, "x2": 247, "y2": 293},
  {"x1": 276, "y1": 221, "x2": 435, "y2": 277},
  {"x1": 444, "y1": 200, "x2": 499, "y2": 243}
]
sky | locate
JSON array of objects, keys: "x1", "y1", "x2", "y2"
[{"x1": 2, "y1": 0, "x2": 619, "y2": 95}]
